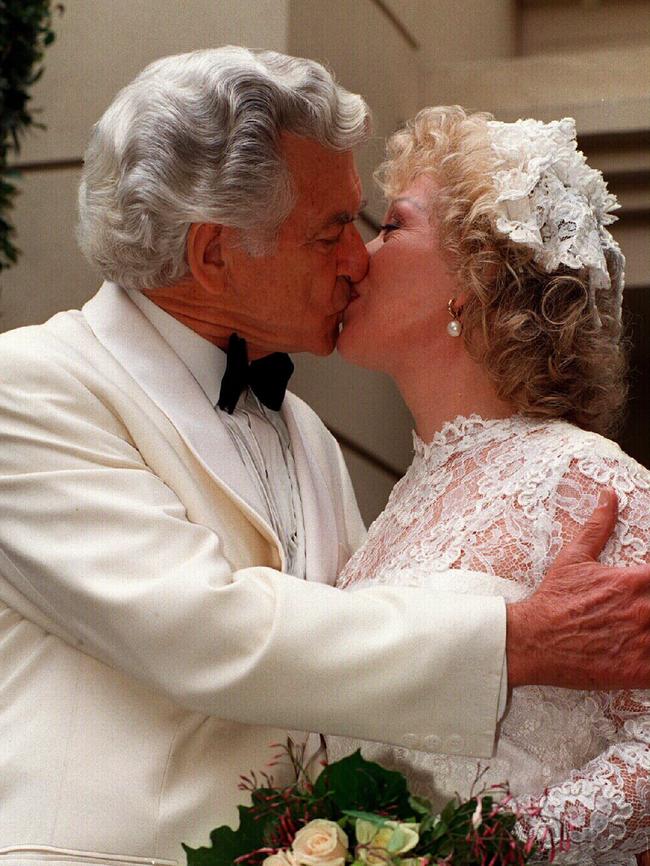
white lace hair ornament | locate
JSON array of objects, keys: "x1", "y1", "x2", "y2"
[{"x1": 486, "y1": 117, "x2": 625, "y2": 325}]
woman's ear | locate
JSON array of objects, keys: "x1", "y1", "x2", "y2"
[{"x1": 186, "y1": 223, "x2": 224, "y2": 288}]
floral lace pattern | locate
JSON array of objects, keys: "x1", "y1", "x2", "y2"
[
  {"x1": 331, "y1": 415, "x2": 650, "y2": 864},
  {"x1": 486, "y1": 117, "x2": 625, "y2": 326}
]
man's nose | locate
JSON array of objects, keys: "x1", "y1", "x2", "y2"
[{"x1": 337, "y1": 223, "x2": 369, "y2": 283}]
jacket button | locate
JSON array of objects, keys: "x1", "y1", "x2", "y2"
[
  {"x1": 423, "y1": 734, "x2": 442, "y2": 751},
  {"x1": 402, "y1": 733, "x2": 419, "y2": 748},
  {"x1": 446, "y1": 734, "x2": 463, "y2": 752}
]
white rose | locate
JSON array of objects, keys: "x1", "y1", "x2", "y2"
[
  {"x1": 292, "y1": 819, "x2": 349, "y2": 866},
  {"x1": 263, "y1": 850, "x2": 299, "y2": 866}
]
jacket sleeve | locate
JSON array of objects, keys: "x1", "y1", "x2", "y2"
[{"x1": 0, "y1": 335, "x2": 506, "y2": 758}]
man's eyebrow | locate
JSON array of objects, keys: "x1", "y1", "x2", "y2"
[{"x1": 322, "y1": 198, "x2": 368, "y2": 228}]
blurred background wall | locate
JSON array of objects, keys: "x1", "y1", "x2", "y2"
[{"x1": 2, "y1": 0, "x2": 649, "y2": 525}]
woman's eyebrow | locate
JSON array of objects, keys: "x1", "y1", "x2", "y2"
[{"x1": 391, "y1": 196, "x2": 426, "y2": 212}]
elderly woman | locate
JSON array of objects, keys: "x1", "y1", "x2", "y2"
[{"x1": 333, "y1": 107, "x2": 650, "y2": 864}]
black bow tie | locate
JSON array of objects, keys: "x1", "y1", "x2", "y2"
[{"x1": 217, "y1": 333, "x2": 294, "y2": 414}]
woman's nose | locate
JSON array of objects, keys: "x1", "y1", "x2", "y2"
[
  {"x1": 366, "y1": 235, "x2": 382, "y2": 256},
  {"x1": 337, "y1": 224, "x2": 369, "y2": 283}
]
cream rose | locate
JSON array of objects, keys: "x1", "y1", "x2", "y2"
[
  {"x1": 292, "y1": 819, "x2": 349, "y2": 866},
  {"x1": 263, "y1": 850, "x2": 298, "y2": 866}
]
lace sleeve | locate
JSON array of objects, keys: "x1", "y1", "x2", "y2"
[{"x1": 515, "y1": 448, "x2": 650, "y2": 864}]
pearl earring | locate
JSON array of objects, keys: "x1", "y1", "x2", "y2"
[{"x1": 447, "y1": 298, "x2": 463, "y2": 337}]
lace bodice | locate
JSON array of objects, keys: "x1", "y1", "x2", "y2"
[{"x1": 330, "y1": 415, "x2": 650, "y2": 864}]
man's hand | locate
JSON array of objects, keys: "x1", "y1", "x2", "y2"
[{"x1": 507, "y1": 489, "x2": 650, "y2": 690}]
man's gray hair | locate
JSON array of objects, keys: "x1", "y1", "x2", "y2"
[{"x1": 77, "y1": 46, "x2": 371, "y2": 291}]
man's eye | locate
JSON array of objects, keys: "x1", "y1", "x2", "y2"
[{"x1": 317, "y1": 235, "x2": 341, "y2": 247}]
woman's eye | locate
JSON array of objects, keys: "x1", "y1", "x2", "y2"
[{"x1": 379, "y1": 222, "x2": 400, "y2": 236}]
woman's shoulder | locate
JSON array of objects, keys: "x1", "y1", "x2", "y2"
[
  {"x1": 536, "y1": 421, "x2": 650, "y2": 566},
  {"x1": 520, "y1": 418, "x2": 650, "y2": 487},
  {"x1": 543, "y1": 420, "x2": 650, "y2": 493},
  {"x1": 508, "y1": 419, "x2": 650, "y2": 548}
]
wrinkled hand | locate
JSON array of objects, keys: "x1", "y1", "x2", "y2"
[{"x1": 507, "y1": 489, "x2": 650, "y2": 690}]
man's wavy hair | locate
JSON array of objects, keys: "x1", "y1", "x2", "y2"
[
  {"x1": 376, "y1": 105, "x2": 627, "y2": 436},
  {"x1": 78, "y1": 47, "x2": 370, "y2": 291}
]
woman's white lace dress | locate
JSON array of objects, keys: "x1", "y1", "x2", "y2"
[{"x1": 329, "y1": 415, "x2": 650, "y2": 864}]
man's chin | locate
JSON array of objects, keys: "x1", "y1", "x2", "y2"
[
  {"x1": 316, "y1": 335, "x2": 338, "y2": 357},
  {"x1": 335, "y1": 323, "x2": 372, "y2": 369},
  {"x1": 317, "y1": 323, "x2": 342, "y2": 356},
  {"x1": 333, "y1": 326, "x2": 354, "y2": 359},
  {"x1": 292, "y1": 332, "x2": 337, "y2": 357}
]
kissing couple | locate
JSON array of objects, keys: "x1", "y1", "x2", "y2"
[{"x1": 0, "y1": 46, "x2": 649, "y2": 866}]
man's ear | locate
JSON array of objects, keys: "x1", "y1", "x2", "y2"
[{"x1": 187, "y1": 223, "x2": 224, "y2": 288}]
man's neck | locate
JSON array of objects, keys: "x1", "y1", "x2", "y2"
[{"x1": 141, "y1": 282, "x2": 269, "y2": 359}]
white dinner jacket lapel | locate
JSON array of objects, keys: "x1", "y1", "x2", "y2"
[
  {"x1": 83, "y1": 282, "x2": 341, "y2": 584},
  {"x1": 82, "y1": 282, "x2": 281, "y2": 552}
]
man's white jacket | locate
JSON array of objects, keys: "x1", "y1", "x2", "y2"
[{"x1": 0, "y1": 283, "x2": 505, "y2": 866}]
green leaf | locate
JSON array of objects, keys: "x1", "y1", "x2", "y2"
[
  {"x1": 182, "y1": 842, "x2": 221, "y2": 866},
  {"x1": 341, "y1": 810, "x2": 390, "y2": 827},
  {"x1": 386, "y1": 827, "x2": 406, "y2": 854},
  {"x1": 429, "y1": 819, "x2": 448, "y2": 841},
  {"x1": 312, "y1": 751, "x2": 412, "y2": 819},
  {"x1": 407, "y1": 795, "x2": 432, "y2": 816},
  {"x1": 184, "y1": 800, "x2": 268, "y2": 866},
  {"x1": 438, "y1": 797, "x2": 459, "y2": 826}
]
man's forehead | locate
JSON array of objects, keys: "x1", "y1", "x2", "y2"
[
  {"x1": 310, "y1": 171, "x2": 363, "y2": 216},
  {"x1": 280, "y1": 132, "x2": 362, "y2": 227},
  {"x1": 281, "y1": 133, "x2": 360, "y2": 189}
]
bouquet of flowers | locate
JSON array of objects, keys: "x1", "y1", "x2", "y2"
[{"x1": 184, "y1": 744, "x2": 565, "y2": 866}]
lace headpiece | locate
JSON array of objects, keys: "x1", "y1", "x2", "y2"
[{"x1": 486, "y1": 117, "x2": 625, "y2": 325}]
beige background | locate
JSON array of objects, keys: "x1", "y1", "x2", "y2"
[{"x1": 3, "y1": 0, "x2": 649, "y2": 524}]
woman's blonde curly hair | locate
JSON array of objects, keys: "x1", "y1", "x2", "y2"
[{"x1": 376, "y1": 105, "x2": 627, "y2": 436}]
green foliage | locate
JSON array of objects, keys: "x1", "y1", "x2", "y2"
[
  {"x1": 312, "y1": 749, "x2": 412, "y2": 818},
  {"x1": 419, "y1": 791, "x2": 517, "y2": 864},
  {"x1": 184, "y1": 751, "x2": 543, "y2": 866},
  {"x1": 183, "y1": 801, "x2": 269, "y2": 866},
  {"x1": 184, "y1": 752, "x2": 404, "y2": 866},
  {"x1": 0, "y1": 0, "x2": 61, "y2": 271}
]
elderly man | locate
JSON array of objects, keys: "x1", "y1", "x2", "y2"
[{"x1": 0, "y1": 47, "x2": 649, "y2": 865}]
